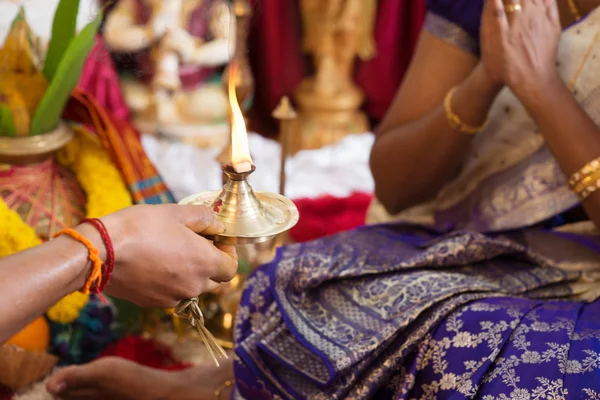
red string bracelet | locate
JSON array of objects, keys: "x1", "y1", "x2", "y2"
[{"x1": 81, "y1": 218, "x2": 115, "y2": 300}]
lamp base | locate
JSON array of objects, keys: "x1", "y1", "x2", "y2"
[{"x1": 178, "y1": 164, "x2": 299, "y2": 245}]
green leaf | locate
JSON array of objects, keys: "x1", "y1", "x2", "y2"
[
  {"x1": 43, "y1": 0, "x2": 81, "y2": 81},
  {"x1": 0, "y1": 105, "x2": 16, "y2": 137},
  {"x1": 30, "y1": 10, "x2": 101, "y2": 135}
]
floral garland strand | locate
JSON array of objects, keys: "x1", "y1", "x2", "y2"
[{"x1": 0, "y1": 125, "x2": 132, "y2": 324}]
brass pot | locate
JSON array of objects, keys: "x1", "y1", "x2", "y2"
[{"x1": 0, "y1": 122, "x2": 74, "y2": 165}]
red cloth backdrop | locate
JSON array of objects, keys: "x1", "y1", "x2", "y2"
[
  {"x1": 78, "y1": 36, "x2": 130, "y2": 122},
  {"x1": 246, "y1": 0, "x2": 426, "y2": 136}
]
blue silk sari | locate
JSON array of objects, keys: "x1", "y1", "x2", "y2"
[{"x1": 233, "y1": 2, "x2": 600, "y2": 398}]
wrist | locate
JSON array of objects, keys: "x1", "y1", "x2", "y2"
[
  {"x1": 52, "y1": 224, "x2": 107, "y2": 294},
  {"x1": 447, "y1": 64, "x2": 503, "y2": 131},
  {"x1": 469, "y1": 63, "x2": 504, "y2": 99},
  {"x1": 511, "y1": 71, "x2": 564, "y2": 106},
  {"x1": 71, "y1": 216, "x2": 122, "y2": 292},
  {"x1": 97, "y1": 213, "x2": 125, "y2": 269}
]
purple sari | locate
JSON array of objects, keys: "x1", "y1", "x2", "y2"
[{"x1": 233, "y1": 1, "x2": 600, "y2": 398}]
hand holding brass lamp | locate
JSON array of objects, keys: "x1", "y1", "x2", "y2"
[{"x1": 174, "y1": 61, "x2": 299, "y2": 366}]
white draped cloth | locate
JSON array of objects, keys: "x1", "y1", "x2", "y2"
[{"x1": 141, "y1": 133, "x2": 375, "y2": 202}]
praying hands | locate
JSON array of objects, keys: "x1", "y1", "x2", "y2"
[{"x1": 480, "y1": 0, "x2": 562, "y2": 97}]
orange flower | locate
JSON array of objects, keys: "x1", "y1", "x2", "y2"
[{"x1": 6, "y1": 316, "x2": 50, "y2": 352}]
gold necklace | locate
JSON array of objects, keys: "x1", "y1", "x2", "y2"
[{"x1": 568, "y1": 0, "x2": 582, "y2": 21}]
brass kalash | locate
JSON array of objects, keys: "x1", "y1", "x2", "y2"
[{"x1": 173, "y1": 61, "x2": 299, "y2": 366}]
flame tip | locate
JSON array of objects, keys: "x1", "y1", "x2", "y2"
[{"x1": 227, "y1": 60, "x2": 253, "y2": 166}]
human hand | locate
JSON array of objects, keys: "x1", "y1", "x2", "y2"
[
  {"x1": 149, "y1": 14, "x2": 171, "y2": 40},
  {"x1": 480, "y1": 0, "x2": 561, "y2": 95},
  {"x1": 46, "y1": 355, "x2": 234, "y2": 399},
  {"x1": 77, "y1": 204, "x2": 238, "y2": 308},
  {"x1": 163, "y1": 29, "x2": 197, "y2": 62}
]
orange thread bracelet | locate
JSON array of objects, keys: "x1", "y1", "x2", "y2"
[{"x1": 53, "y1": 228, "x2": 104, "y2": 295}]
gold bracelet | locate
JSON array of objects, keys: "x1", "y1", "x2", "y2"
[
  {"x1": 444, "y1": 87, "x2": 488, "y2": 135},
  {"x1": 577, "y1": 179, "x2": 600, "y2": 201},
  {"x1": 573, "y1": 170, "x2": 600, "y2": 194},
  {"x1": 214, "y1": 380, "x2": 234, "y2": 400},
  {"x1": 573, "y1": 168, "x2": 600, "y2": 200},
  {"x1": 568, "y1": 156, "x2": 600, "y2": 189}
]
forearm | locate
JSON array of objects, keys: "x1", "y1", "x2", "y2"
[
  {"x1": 104, "y1": 24, "x2": 154, "y2": 53},
  {"x1": 370, "y1": 65, "x2": 502, "y2": 214},
  {"x1": 516, "y1": 77, "x2": 600, "y2": 227},
  {"x1": 0, "y1": 224, "x2": 103, "y2": 342},
  {"x1": 188, "y1": 39, "x2": 234, "y2": 67}
]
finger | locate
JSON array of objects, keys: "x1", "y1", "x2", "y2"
[
  {"x1": 485, "y1": 0, "x2": 510, "y2": 32},
  {"x1": 59, "y1": 388, "x2": 103, "y2": 400},
  {"x1": 175, "y1": 204, "x2": 225, "y2": 235},
  {"x1": 46, "y1": 365, "x2": 100, "y2": 394},
  {"x1": 209, "y1": 243, "x2": 239, "y2": 282},
  {"x1": 502, "y1": 0, "x2": 522, "y2": 25},
  {"x1": 205, "y1": 279, "x2": 222, "y2": 293}
]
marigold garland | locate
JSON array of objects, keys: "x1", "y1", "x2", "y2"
[
  {"x1": 0, "y1": 125, "x2": 133, "y2": 324},
  {"x1": 57, "y1": 125, "x2": 133, "y2": 218}
]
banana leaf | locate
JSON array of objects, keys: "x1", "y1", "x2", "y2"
[
  {"x1": 30, "y1": 10, "x2": 102, "y2": 135},
  {"x1": 0, "y1": 105, "x2": 16, "y2": 137},
  {"x1": 43, "y1": 0, "x2": 81, "y2": 81}
]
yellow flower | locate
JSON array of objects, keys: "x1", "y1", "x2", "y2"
[
  {"x1": 0, "y1": 199, "x2": 41, "y2": 257},
  {"x1": 58, "y1": 126, "x2": 132, "y2": 217},
  {"x1": 47, "y1": 291, "x2": 90, "y2": 324}
]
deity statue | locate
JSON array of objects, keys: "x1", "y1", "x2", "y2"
[
  {"x1": 103, "y1": 0, "x2": 235, "y2": 148},
  {"x1": 294, "y1": 0, "x2": 377, "y2": 152}
]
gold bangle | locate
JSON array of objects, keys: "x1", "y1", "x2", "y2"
[
  {"x1": 577, "y1": 178, "x2": 600, "y2": 201},
  {"x1": 568, "y1": 156, "x2": 600, "y2": 188},
  {"x1": 573, "y1": 168, "x2": 600, "y2": 199},
  {"x1": 444, "y1": 87, "x2": 488, "y2": 135},
  {"x1": 573, "y1": 170, "x2": 600, "y2": 194},
  {"x1": 214, "y1": 380, "x2": 234, "y2": 400}
]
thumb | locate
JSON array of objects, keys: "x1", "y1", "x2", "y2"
[
  {"x1": 175, "y1": 204, "x2": 225, "y2": 235},
  {"x1": 46, "y1": 364, "x2": 100, "y2": 394}
]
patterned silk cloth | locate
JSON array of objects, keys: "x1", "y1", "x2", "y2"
[{"x1": 233, "y1": 2, "x2": 600, "y2": 399}]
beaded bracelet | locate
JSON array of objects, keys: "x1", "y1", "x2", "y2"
[
  {"x1": 444, "y1": 87, "x2": 489, "y2": 135},
  {"x1": 53, "y1": 229, "x2": 103, "y2": 295}
]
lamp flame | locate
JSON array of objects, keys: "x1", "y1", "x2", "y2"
[{"x1": 228, "y1": 61, "x2": 253, "y2": 172}]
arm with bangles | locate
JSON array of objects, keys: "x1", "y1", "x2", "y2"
[
  {"x1": 0, "y1": 204, "x2": 238, "y2": 343},
  {"x1": 517, "y1": 68, "x2": 600, "y2": 226},
  {"x1": 369, "y1": 30, "x2": 503, "y2": 215},
  {"x1": 480, "y1": 0, "x2": 600, "y2": 228}
]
